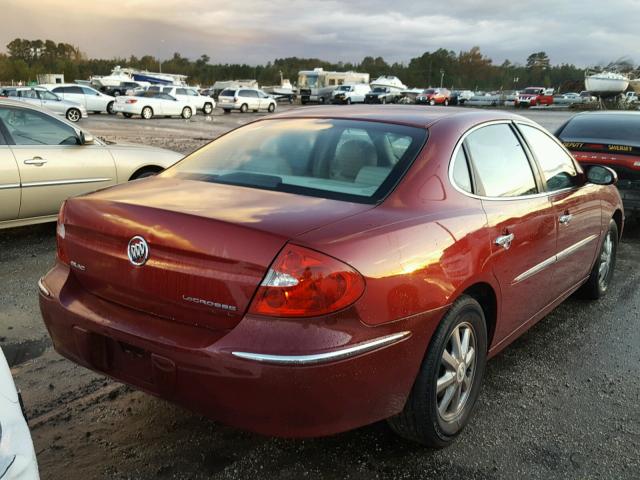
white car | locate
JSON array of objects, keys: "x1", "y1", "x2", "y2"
[
  {"x1": 331, "y1": 84, "x2": 371, "y2": 104},
  {"x1": 113, "y1": 91, "x2": 196, "y2": 119},
  {"x1": 46, "y1": 84, "x2": 116, "y2": 115},
  {"x1": 148, "y1": 86, "x2": 215, "y2": 114},
  {"x1": 1, "y1": 87, "x2": 87, "y2": 122},
  {"x1": 218, "y1": 88, "x2": 277, "y2": 113},
  {"x1": 0, "y1": 348, "x2": 39, "y2": 479}
]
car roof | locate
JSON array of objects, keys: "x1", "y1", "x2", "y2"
[
  {"x1": 573, "y1": 110, "x2": 640, "y2": 117},
  {"x1": 267, "y1": 105, "x2": 531, "y2": 129}
]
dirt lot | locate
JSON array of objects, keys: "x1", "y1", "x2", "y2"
[{"x1": 1, "y1": 106, "x2": 639, "y2": 479}]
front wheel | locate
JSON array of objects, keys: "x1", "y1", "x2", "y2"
[
  {"x1": 267, "y1": 103, "x2": 276, "y2": 113},
  {"x1": 202, "y1": 103, "x2": 213, "y2": 115},
  {"x1": 66, "y1": 108, "x2": 81, "y2": 123},
  {"x1": 107, "y1": 101, "x2": 115, "y2": 115},
  {"x1": 388, "y1": 295, "x2": 487, "y2": 447},
  {"x1": 444, "y1": 99, "x2": 449, "y2": 106},
  {"x1": 581, "y1": 219, "x2": 618, "y2": 299},
  {"x1": 141, "y1": 106, "x2": 153, "y2": 119},
  {"x1": 429, "y1": 99, "x2": 436, "y2": 106},
  {"x1": 181, "y1": 106, "x2": 193, "y2": 119}
]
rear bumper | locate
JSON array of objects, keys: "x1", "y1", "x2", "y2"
[{"x1": 38, "y1": 264, "x2": 442, "y2": 437}]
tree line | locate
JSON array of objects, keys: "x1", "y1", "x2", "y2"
[{"x1": 0, "y1": 38, "x2": 592, "y2": 92}]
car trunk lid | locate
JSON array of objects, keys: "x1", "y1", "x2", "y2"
[{"x1": 62, "y1": 177, "x2": 372, "y2": 331}]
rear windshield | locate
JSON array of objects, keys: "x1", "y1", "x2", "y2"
[
  {"x1": 163, "y1": 118, "x2": 427, "y2": 204},
  {"x1": 219, "y1": 90, "x2": 236, "y2": 96},
  {"x1": 559, "y1": 114, "x2": 640, "y2": 145}
]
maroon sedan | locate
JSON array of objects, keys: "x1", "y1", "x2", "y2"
[{"x1": 39, "y1": 107, "x2": 623, "y2": 446}]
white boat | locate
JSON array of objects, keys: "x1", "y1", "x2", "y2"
[
  {"x1": 263, "y1": 79, "x2": 294, "y2": 96},
  {"x1": 91, "y1": 66, "x2": 188, "y2": 88},
  {"x1": 584, "y1": 71, "x2": 629, "y2": 97},
  {"x1": 370, "y1": 75, "x2": 407, "y2": 92}
]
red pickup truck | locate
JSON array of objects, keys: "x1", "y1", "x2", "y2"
[{"x1": 515, "y1": 87, "x2": 554, "y2": 107}]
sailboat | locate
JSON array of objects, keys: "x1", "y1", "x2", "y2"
[{"x1": 584, "y1": 71, "x2": 629, "y2": 97}]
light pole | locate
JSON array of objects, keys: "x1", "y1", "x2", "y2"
[{"x1": 440, "y1": 69, "x2": 445, "y2": 88}]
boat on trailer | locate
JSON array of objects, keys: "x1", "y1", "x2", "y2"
[{"x1": 584, "y1": 71, "x2": 630, "y2": 97}]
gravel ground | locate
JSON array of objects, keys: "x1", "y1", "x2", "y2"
[{"x1": 1, "y1": 106, "x2": 638, "y2": 479}]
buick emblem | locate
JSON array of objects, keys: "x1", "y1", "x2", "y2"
[{"x1": 127, "y1": 236, "x2": 149, "y2": 266}]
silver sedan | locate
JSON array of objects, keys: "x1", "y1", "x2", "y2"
[{"x1": 1, "y1": 87, "x2": 88, "y2": 122}]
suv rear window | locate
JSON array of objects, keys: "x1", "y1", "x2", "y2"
[
  {"x1": 219, "y1": 90, "x2": 236, "y2": 97},
  {"x1": 163, "y1": 119, "x2": 427, "y2": 204},
  {"x1": 558, "y1": 114, "x2": 640, "y2": 145}
]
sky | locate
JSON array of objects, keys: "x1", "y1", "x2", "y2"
[{"x1": 2, "y1": 0, "x2": 638, "y2": 67}]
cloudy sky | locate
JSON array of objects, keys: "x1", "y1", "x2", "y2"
[{"x1": 2, "y1": 0, "x2": 638, "y2": 66}]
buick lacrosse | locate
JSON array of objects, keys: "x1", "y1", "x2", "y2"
[{"x1": 39, "y1": 106, "x2": 623, "y2": 446}]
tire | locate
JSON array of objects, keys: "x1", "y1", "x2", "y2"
[
  {"x1": 381, "y1": 97, "x2": 386, "y2": 105},
  {"x1": 107, "y1": 101, "x2": 115, "y2": 115},
  {"x1": 202, "y1": 103, "x2": 213, "y2": 115},
  {"x1": 240, "y1": 103, "x2": 248, "y2": 113},
  {"x1": 267, "y1": 103, "x2": 276, "y2": 113},
  {"x1": 388, "y1": 295, "x2": 487, "y2": 447},
  {"x1": 346, "y1": 98, "x2": 352, "y2": 105},
  {"x1": 66, "y1": 108, "x2": 81, "y2": 123},
  {"x1": 444, "y1": 99, "x2": 449, "y2": 106},
  {"x1": 123, "y1": 113, "x2": 133, "y2": 118},
  {"x1": 430, "y1": 99, "x2": 436, "y2": 106},
  {"x1": 181, "y1": 106, "x2": 193, "y2": 119},
  {"x1": 130, "y1": 168, "x2": 160, "y2": 180},
  {"x1": 319, "y1": 97, "x2": 325, "y2": 104},
  {"x1": 141, "y1": 106, "x2": 153, "y2": 120},
  {"x1": 581, "y1": 219, "x2": 618, "y2": 299}
]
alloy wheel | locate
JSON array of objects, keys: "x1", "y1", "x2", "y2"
[
  {"x1": 598, "y1": 231, "x2": 614, "y2": 290},
  {"x1": 67, "y1": 109, "x2": 80, "y2": 122},
  {"x1": 437, "y1": 322, "x2": 477, "y2": 422}
]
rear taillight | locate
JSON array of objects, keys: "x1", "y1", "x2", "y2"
[
  {"x1": 125, "y1": 99, "x2": 137, "y2": 104},
  {"x1": 249, "y1": 245, "x2": 365, "y2": 318},
  {"x1": 56, "y1": 202, "x2": 69, "y2": 265}
]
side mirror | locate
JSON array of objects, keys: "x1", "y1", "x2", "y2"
[
  {"x1": 586, "y1": 165, "x2": 617, "y2": 185},
  {"x1": 81, "y1": 132, "x2": 95, "y2": 145}
]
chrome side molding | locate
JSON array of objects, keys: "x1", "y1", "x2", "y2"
[{"x1": 231, "y1": 331, "x2": 412, "y2": 366}]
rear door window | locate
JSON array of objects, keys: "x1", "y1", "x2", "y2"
[
  {"x1": 0, "y1": 107, "x2": 79, "y2": 145},
  {"x1": 465, "y1": 123, "x2": 537, "y2": 197}
]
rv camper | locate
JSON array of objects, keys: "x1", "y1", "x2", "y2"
[{"x1": 298, "y1": 68, "x2": 369, "y2": 104}]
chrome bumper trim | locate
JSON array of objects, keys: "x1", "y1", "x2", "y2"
[
  {"x1": 232, "y1": 331, "x2": 411, "y2": 366},
  {"x1": 37, "y1": 277, "x2": 51, "y2": 297},
  {"x1": 0, "y1": 183, "x2": 20, "y2": 190}
]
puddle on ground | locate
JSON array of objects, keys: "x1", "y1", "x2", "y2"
[{"x1": 1, "y1": 337, "x2": 51, "y2": 367}]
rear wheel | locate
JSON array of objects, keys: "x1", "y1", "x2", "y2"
[
  {"x1": 66, "y1": 108, "x2": 81, "y2": 123},
  {"x1": 444, "y1": 99, "x2": 449, "y2": 106},
  {"x1": 240, "y1": 103, "x2": 248, "y2": 113},
  {"x1": 267, "y1": 103, "x2": 276, "y2": 113},
  {"x1": 381, "y1": 97, "x2": 386, "y2": 105},
  {"x1": 141, "y1": 106, "x2": 153, "y2": 119},
  {"x1": 107, "y1": 101, "x2": 115, "y2": 115},
  {"x1": 181, "y1": 106, "x2": 193, "y2": 119},
  {"x1": 202, "y1": 103, "x2": 213, "y2": 115},
  {"x1": 388, "y1": 295, "x2": 487, "y2": 446},
  {"x1": 581, "y1": 219, "x2": 618, "y2": 299}
]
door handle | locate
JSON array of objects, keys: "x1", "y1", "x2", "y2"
[
  {"x1": 23, "y1": 157, "x2": 47, "y2": 166},
  {"x1": 495, "y1": 233, "x2": 515, "y2": 250},
  {"x1": 559, "y1": 214, "x2": 573, "y2": 225}
]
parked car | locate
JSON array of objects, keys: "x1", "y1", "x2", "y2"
[
  {"x1": 557, "y1": 111, "x2": 640, "y2": 217},
  {"x1": 415, "y1": 88, "x2": 451, "y2": 106},
  {"x1": 147, "y1": 85, "x2": 215, "y2": 114},
  {"x1": 560, "y1": 92, "x2": 581, "y2": 100},
  {"x1": 99, "y1": 81, "x2": 148, "y2": 97},
  {"x1": 45, "y1": 83, "x2": 116, "y2": 115},
  {"x1": 217, "y1": 88, "x2": 277, "y2": 113},
  {"x1": 2, "y1": 87, "x2": 87, "y2": 122},
  {"x1": 514, "y1": 87, "x2": 554, "y2": 107},
  {"x1": 363, "y1": 86, "x2": 401, "y2": 104},
  {"x1": 580, "y1": 91, "x2": 597, "y2": 102},
  {"x1": 39, "y1": 106, "x2": 622, "y2": 447},
  {"x1": 0, "y1": 347, "x2": 39, "y2": 479},
  {"x1": 331, "y1": 84, "x2": 371, "y2": 104},
  {"x1": 113, "y1": 91, "x2": 196, "y2": 119},
  {"x1": 0, "y1": 99, "x2": 182, "y2": 229},
  {"x1": 624, "y1": 91, "x2": 639, "y2": 103}
]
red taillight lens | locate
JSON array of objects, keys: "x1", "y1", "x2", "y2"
[
  {"x1": 249, "y1": 245, "x2": 365, "y2": 318},
  {"x1": 125, "y1": 99, "x2": 137, "y2": 104},
  {"x1": 56, "y1": 201, "x2": 69, "y2": 265}
]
